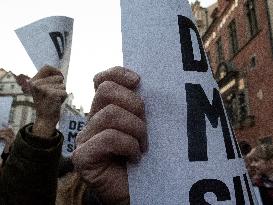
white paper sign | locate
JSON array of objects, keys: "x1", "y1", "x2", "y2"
[
  {"x1": 121, "y1": 0, "x2": 257, "y2": 204},
  {"x1": 15, "y1": 16, "x2": 73, "y2": 84},
  {"x1": 0, "y1": 140, "x2": 5, "y2": 156},
  {"x1": 59, "y1": 114, "x2": 86, "y2": 157},
  {"x1": 0, "y1": 97, "x2": 13, "y2": 155}
]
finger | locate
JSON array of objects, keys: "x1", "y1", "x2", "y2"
[
  {"x1": 45, "y1": 89, "x2": 68, "y2": 100},
  {"x1": 73, "y1": 129, "x2": 141, "y2": 170},
  {"x1": 89, "y1": 81, "x2": 145, "y2": 120},
  {"x1": 32, "y1": 65, "x2": 63, "y2": 81},
  {"x1": 34, "y1": 86, "x2": 68, "y2": 101},
  {"x1": 37, "y1": 84, "x2": 66, "y2": 91},
  {"x1": 93, "y1": 66, "x2": 140, "y2": 90},
  {"x1": 0, "y1": 131, "x2": 13, "y2": 136},
  {"x1": 0, "y1": 129, "x2": 13, "y2": 136},
  {"x1": 31, "y1": 75, "x2": 64, "y2": 87},
  {"x1": 77, "y1": 104, "x2": 147, "y2": 153},
  {"x1": 0, "y1": 132, "x2": 11, "y2": 140}
]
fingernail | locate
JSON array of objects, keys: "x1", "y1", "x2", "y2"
[{"x1": 125, "y1": 70, "x2": 139, "y2": 82}]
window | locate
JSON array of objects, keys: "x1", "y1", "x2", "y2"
[
  {"x1": 220, "y1": 77, "x2": 250, "y2": 128},
  {"x1": 238, "y1": 91, "x2": 248, "y2": 122},
  {"x1": 9, "y1": 106, "x2": 15, "y2": 124},
  {"x1": 225, "y1": 93, "x2": 237, "y2": 125},
  {"x1": 246, "y1": 0, "x2": 258, "y2": 37},
  {"x1": 10, "y1": 84, "x2": 15, "y2": 89},
  {"x1": 224, "y1": 89, "x2": 249, "y2": 126},
  {"x1": 216, "y1": 37, "x2": 224, "y2": 64},
  {"x1": 0, "y1": 85, "x2": 4, "y2": 91},
  {"x1": 229, "y1": 20, "x2": 239, "y2": 55},
  {"x1": 250, "y1": 56, "x2": 256, "y2": 68}
]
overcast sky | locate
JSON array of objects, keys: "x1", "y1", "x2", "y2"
[{"x1": 0, "y1": 0, "x2": 216, "y2": 112}]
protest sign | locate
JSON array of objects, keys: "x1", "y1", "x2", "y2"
[
  {"x1": 15, "y1": 16, "x2": 73, "y2": 84},
  {"x1": 121, "y1": 0, "x2": 257, "y2": 204},
  {"x1": 0, "y1": 97, "x2": 13, "y2": 155},
  {"x1": 0, "y1": 139, "x2": 5, "y2": 157},
  {"x1": 59, "y1": 113, "x2": 86, "y2": 157}
]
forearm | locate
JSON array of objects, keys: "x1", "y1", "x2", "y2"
[
  {"x1": 32, "y1": 117, "x2": 58, "y2": 138},
  {"x1": 1, "y1": 124, "x2": 63, "y2": 205}
]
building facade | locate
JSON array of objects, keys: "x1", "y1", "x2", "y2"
[
  {"x1": 0, "y1": 68, "x2": 84, "y2": 134},
  {"x1": 0, "y1": 70, "x2": 35, "y2": 133},
  {"x1": 191, "y1": 0, "x2": 217, "y2": 36},
  {"x1": 202, "y1": 0, "x2": 273, "y2": 147}
]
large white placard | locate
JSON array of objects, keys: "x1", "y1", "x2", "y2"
[
  {"x1": 0, "y1": 97, "x2": 13, "y2": 155},
  {"x1": 121, "y1": 0, "x2": 257, "y2": 204},
  {"x1": 15, "y1": 16, "x2": 73, "y2": 84},
  {"x1": 59, "y1": 113, "x2": 86, "y2": 157}
]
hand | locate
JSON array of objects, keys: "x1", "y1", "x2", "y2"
[
  {"x1": 72, "y1": 66, "x2": 147, "y2": 205},
  {"x1": 0, "y1": 128, "x2": 15, "y2": 153},
  {"x1": 30, "y1": 65, "x2": 67, "y2": 138}
]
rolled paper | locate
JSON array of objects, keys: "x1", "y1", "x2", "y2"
[
  {"x1": 15, "y1": 16, "x2": 73, "y2": 84},
  {"x1": 120, "y1": 0, "x2": 257, "y2": 204}
]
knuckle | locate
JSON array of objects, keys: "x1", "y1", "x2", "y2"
[
  {"x1": 93, "y1": 72, "x2": 101, "y2": 83},
  {"x1": 97, "y1": 81, "x2": 116, "y2": 96},
  {"x1": 57, "y1": 75, "x2": 65, "y2": 81},
  {"x1": 93, "y1": 72, "x2": 104, "y2": 88},
  {"x1": 97, "y1": 81, "x2": 115, "y2": 92},
  {"x1": 99, "y1": 129, "x2": 116, "y2": 146},
  {"x1": 103, "y1": 104, "x2": 119, "y2": 116},
  {"x1": 108, "y1": 66, "x2": 124, "y2": 73},
  {"x1": 96, "y1": 104, "x2": 121, "y2": 125}
]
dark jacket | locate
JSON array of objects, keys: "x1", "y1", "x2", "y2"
[{"x1": 0, "y1": 123, "x2": 63, "y2": 205}]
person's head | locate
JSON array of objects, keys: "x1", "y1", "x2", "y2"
[{"x1": 245, "y1": 144, "x2": 273, "y2": 184}]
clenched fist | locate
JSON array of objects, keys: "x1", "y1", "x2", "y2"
[
  {"x1": 72, "y1": 67, "x2": 147, "y2": 205},
  {"x1": 30, "y1": 65, "x2": 67, "y2": 138}
]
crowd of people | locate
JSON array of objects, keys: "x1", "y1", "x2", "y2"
[
  {"x1": 0, "y1": 65, "x2": 272, "y2": 204},
  {"x1": 245, "y1": 144, "x2": 273, "y2": 204}
]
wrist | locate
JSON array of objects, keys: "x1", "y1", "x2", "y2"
[{"x1": 32, "y1": 118, "x2": 58, "y2": 139}]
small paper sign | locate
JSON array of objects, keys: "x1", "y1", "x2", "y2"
[
  {"x1": 59, "y1": 113, "x2": 86, "y2": 157},
  {"x1": 15, "y1": 16, "x2": 74, "y2": 84}
]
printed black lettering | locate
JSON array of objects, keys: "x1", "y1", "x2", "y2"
[
  {"x1": 186, "y1": 83, "x2": 235, "y2": 161},
  {"x1": 243, "y1": 174, "x2": 255, "y2": 205},
  {"x1": 64, "y1": 31, "x2": 69, "y2": 45},
  {"x1": 189, "y1": 179, "x2": 231, "y2": 204},
  {"x1": 49, "y1": 31, "x2": 67, "y2": 59},
  {"x1": 67, "y1": 144, "x2": 74, "y2": 152},
  {"x1": 233, "y1": 176, "x2": 245, "y2": 204},
  {"x1": 68, "y1": 132, "x2": 77, "y2": 142},
  {"x1": 229, "y1": 120, "x2": 242, "y2": 158},
  {"x1": 69, "y1": 121, "x2": 77, "y2": 130},
  {"x1": 77, "y1": 121, "x2": 85, "y2": 132},
  {"x1": 178, "y1": 15, "x2": 208, "y2": 72}
]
